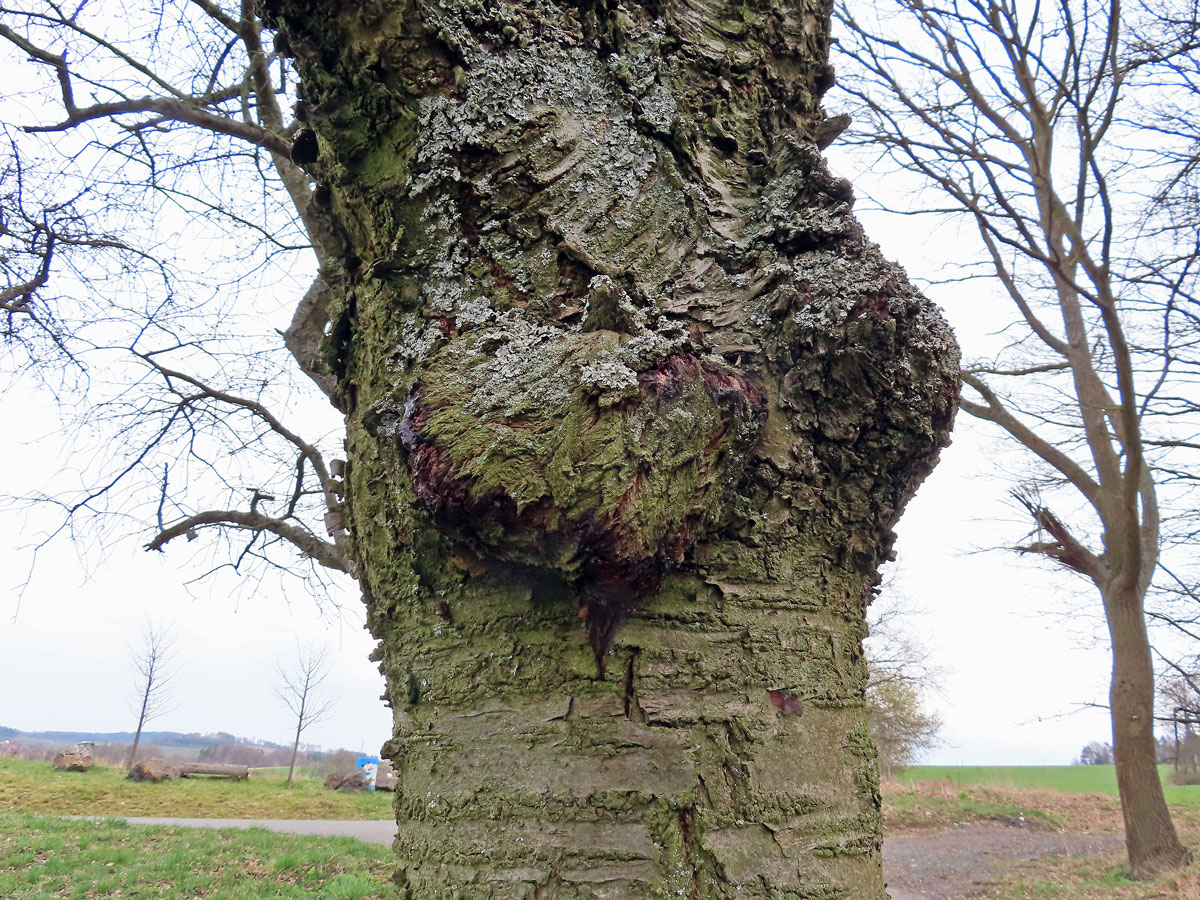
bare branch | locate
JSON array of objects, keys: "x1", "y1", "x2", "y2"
[
  {"x1": 960, "y1": 372, "x2": 1103, "y2": 508},
  {"x1": 147, "y1": 508, "x2": 347, "y2": 573}
]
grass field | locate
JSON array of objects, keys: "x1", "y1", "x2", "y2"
[
  {"x1": 0, "y1": 758, "x2": 393, "y2": 819},
  {"x1": 6, "y1": 757, "x2": 1200, "y2": 899},
  {"x1": 884, "y1": 778, "x2": 1200, "y2": 900},
  {"x1": 897, "y1": 764, "x2": 1200, "y2": 804},
  {"x1": 0, "y1": 812, "x2": 394, "y2": 899},
  {"x1": 984, "y1": 851, "x2": 1200, "y2": 900}
]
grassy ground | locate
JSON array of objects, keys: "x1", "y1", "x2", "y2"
[
  {"x1": 983, "y1": 850, "x2": 1200, "y2": 900},
  {"x1": 883, "y1": 779, "x2": 1107, "y2": 833},
  {"x1": 8, "y1": 757, "x2": 1200, "y2": 898},
  {"x1": 885, "y1": 777, "x2": 1200, "y2": 900},
  {"x1": 0, "y1": 758, "x2": 393, "y2": 819},
  {"x1": 0, "y1": 812, "x2": 395, "y2": 899},
  {"x1": 897, "y1": 764, "x2": 1200, "y2": 805}
]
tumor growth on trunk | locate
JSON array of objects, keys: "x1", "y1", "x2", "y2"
[
  {"x1": 260, "y1": 1, "x2": 958, "y2": 895},
  {"x1": 391, "y1": 329, "x2": 768, "y2": 667}
]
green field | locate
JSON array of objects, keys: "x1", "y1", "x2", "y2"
[
  {"x1": 898, "y1": 764, "x2": 1200, "y2": 804},
  {"x1": 0, "y1": 758, "x2": 393, "y2": 819},
  {"x1": 0, "y1": 813, "x2": 394, "y2": 899}
]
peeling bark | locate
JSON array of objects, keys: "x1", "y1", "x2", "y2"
[{"x1": 261, "y1": 0, "x2": 959, "y2": 895}]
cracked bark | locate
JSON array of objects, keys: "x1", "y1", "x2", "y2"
[{"x1": 261, "y1": 0, "x2": 959, "y2": 896}]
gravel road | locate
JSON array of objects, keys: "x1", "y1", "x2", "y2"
[
  {"x1": 883, "y1": 823, "x2": 1125, "y2": 899},
  {"x1": 93, "y1": 817, "x2": 1126, "y2": 899}
]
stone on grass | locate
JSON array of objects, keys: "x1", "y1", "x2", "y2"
[
  {"x1": 127, "y1": 759, "x2": 180, "y2": 782},
  {"x1": 324, "y1": 769, "x2": 373, "y2": 792},
  {"x1": 375, "y1": 759, "x2": 398, "y2": 792},
  {"x1": 52, "y1": 742, "x2": 95, "y2": 772}
]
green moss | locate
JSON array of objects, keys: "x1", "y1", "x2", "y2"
[
  {"x1": 270, "y1": 0, "x2": 953, "y2": 896},
  {"x1": 647, "y1": 799, "x2": 722, "y2": 899},
  {"x1": 393, "y1": 327, "x2": 763, "y2": 573}
]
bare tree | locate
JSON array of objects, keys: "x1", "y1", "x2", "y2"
[
  {"x1": 276, "y1": 642, "x2": 335, "y2": 786},
  {"x1": 1079, "y1": 740, "x2": 1116, "y2": 765},
  {"x1": 1157, "y1": 664, "x2": 1200, "y2": 778},
  {"x1": 0, "y1": 2, "x2": 352, "y2": 607},
  {"x1": 865, "y1": 589, "x2": 943, "y2": 777},
  {"x1": 836, "y1": 0, "x2": 1199, "y2": 876},
  {"x1": 126, "y1": 621, "x2": 176, "y2": 771},
  {"x1": 0, "y1": 133, "x2": 136, "y2": 372}
]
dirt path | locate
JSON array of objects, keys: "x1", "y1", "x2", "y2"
[
  {"x1": 884, "y1": 823, "x2": 1125, "y2": 900},
  {"x1": 87, "y1": 816, "x2": 1126, "y2": 898}
]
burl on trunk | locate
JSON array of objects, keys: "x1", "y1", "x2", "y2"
[{"x1": 264, "y1": 0, "x2": 959, "y2": 896}]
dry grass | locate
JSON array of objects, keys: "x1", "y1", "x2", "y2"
[
  {"x1": 0, "y1": 758, "x2": 393, "y2": 820},
  {"x1": 885, "y1": 778, "x2": 1200, "y2": 899},
  {"x1": 884, "y1": 777, "x2": 1126, "y2": 835},
  {"x1": 981, "y1": 838, "x2": 1200, "y2": 900}
]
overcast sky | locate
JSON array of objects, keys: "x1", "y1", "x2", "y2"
[
  {"x1": 0, "y1": 392, "x2": 388, "y2": 755},
  {"x1": 0, "y1": 80, "x2": 1130, "y2": 768},
  {"x1": 0, "y1": 210, "x2": 1120, "y2": 767},
  {"x1": 0, "y1": 380, "x2": 1118, "y2": 765}
]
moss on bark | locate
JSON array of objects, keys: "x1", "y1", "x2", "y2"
[{"x1": 262, "y1": 0, "x2": 960, "y2": 895}]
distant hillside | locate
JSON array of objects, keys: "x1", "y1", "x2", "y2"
[{"x1": 0, "y1": 728, "x2": 288, "y2": 750}]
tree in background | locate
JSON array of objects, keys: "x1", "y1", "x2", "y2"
[
  {"x1": 125, "y1": 622, "x2": 176, "y2": 771},
  {"x1": 865, "y1": 591, "x2": 943, "y2": 776},
  {"x1": 2, "y1": 1, "x2": 961, "y2": 893},
  {"x1": 0, "y1": 4, "x2": 352, "y2": 606},
  {"x1": 1157, "y1": 666, "x2": 1200, "y2": 779},
  {"x1": 276, "y1": 642, "x2": 335, "y2": 786},
  {"x1": 1079, "y1": 741, "x2": 1116, "y2": 766},
  {"x1": 866, "y1": 679, "x2": 941, "y2": 778},
  {"x1": 837, "y1": 0, "x2": 1199, "y2": 876}
]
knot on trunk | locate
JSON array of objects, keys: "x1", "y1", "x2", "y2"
[{"x1": 388, "y1": 326, "x2": 766, "y2": 664}]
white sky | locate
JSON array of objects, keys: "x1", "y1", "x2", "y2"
[
  {"x1": 0, "y1": 396, "x2": 388, "y2": 754},
  {"x1": 0, "y1": 212, "x2": 1121, "y2": 766},
  {"x1": 0, "y1": 51, "x2": 1133, "y2": 767}
]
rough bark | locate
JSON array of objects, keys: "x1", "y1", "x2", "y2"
[
  {"x1": 262, "y1": 0, "x2": 959, "y2": 896},
  {"x1": 1104, "y1": 583, "x2": 1191, "y2": 876}
]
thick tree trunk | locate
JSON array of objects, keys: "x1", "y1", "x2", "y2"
[
  {"x1": 263, "y1": 1, "x2": 959, "y2": 895},
  {"x1": 1104, "y1": 583, "x2": 1191, "y2": 877}
]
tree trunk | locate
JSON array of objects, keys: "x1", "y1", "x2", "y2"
[
  {"x1": 287, "y1": 716, "x2": 303, "y2": 786},
  {"x1": 124, "y1": 731, "x2": 142, "y2": 773},
  {"x1": 263, "y1": 1, "x2": 959, "y2": 895},
  {"x1": 126, "y1": 702, "x2": 149, "y2": 772},
  {"x1": 1104, "y1": 582, "x2": 1191, "y2": 877}
]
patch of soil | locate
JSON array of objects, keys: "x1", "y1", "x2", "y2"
[{"x1": 883, "y1": 822, "x2": 1126, "y2": 900}]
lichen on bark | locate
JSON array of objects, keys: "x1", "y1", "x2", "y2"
[{"x1": 262, "y1": 0, "x2": 959, "y2": 896}]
